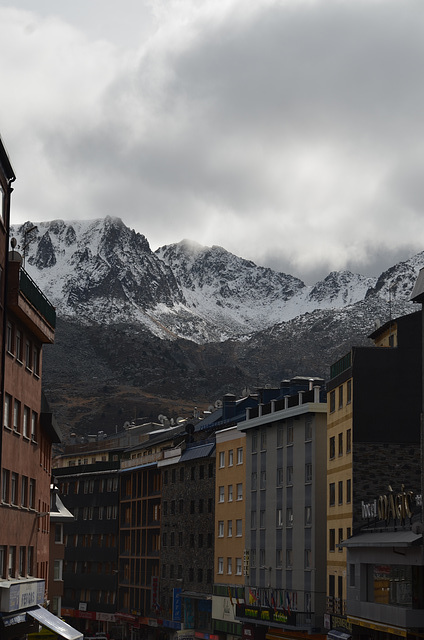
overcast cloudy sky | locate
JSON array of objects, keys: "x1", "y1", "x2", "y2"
[{"x1": 0, "y1": 0, "x2": 423, "y2": 283}]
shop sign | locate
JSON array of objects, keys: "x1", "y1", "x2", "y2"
[
  {"x1": 242, "y1": 624, "x2": 254, "y2": 640},
  {"x1": 362, "y1": 485, "x2": 419, "y2": 525},
  {"x1": 173, "y1": 588, "x2": 182, "y2": 622},
  {"x1": 331, "y1": 616, "x2": 352, "y2": 633},
  {"x1": 1, "y1": 580, "x2": 45, "y2": 612},
  {"x1": 236, "y1": 604, "x2": 294, "y2": 626}
]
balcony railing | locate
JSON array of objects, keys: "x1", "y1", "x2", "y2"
[
  {"x1": 19, "y1": 268, "x2": 56, "y2": 328},
  {"x1": 326, "y1": 596, "x2": 346, "y2": 616},
  {"x1": 330, "y1": 352, "x2": 351, "y2": 380}
]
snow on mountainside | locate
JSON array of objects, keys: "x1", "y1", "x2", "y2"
[{"x1": 9, "y1": 217, "x2": 424, "y2": 344}]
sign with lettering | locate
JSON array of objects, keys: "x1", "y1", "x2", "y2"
[
  {"x1": 362, "y1": 486, "x2": 419, "y2": 526},
  {"x1": 1, "y1": 580, "x2": 45, "y2": 613},
  {"x1": 235, "y1": 604, "x2": 295, "y2": 626}
]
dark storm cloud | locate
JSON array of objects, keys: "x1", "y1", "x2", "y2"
[{"x1": 2, "y1": 0, "x2": 424, "y2": 282}]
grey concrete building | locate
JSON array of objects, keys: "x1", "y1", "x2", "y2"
[{"x1": 237, "y1": 379, "x2": 328, "y2": 633}]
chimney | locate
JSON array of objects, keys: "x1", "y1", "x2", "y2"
[{"x1": 314, "y1": 385, "x2": 321, "y2": 403}]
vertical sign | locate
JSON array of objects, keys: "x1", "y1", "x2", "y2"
[{"x1": 173, "y1": 588, "x2": 182, "y2": 621}]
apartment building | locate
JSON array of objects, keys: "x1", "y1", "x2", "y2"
[
  {"x1": 326, "y1": 311, "x2": 422, "y2": 636},
  {"x1": 213, "y1": 426, "x2": 246, "y2": 640},
  {"x1": 237, "y1": 379, "x2": 328, "y2": 636},
  {"x1": 0, "y1": 135, "x2": 81, "y2": 640}
]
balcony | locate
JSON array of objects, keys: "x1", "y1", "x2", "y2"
[
  {"x1": 8, "y1": 258, "x2": 55, "y2": 342},
  {"x1": 327, "y1": 596, "x2": 346, "y2": 616}
]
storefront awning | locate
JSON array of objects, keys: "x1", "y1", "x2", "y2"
[
  {"x1": 27, "y1": 607, "x2": 83, "y2": 640},
  {"x1": 341, "y1": 530, "x2": 422, "y2": 548}
]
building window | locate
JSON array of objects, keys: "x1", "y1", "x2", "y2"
[
  {"x1": 25, "y1": 341, "x2": 31, "y2": 369},
  {"x1": 228, "y1": 484, "x2": 233, "y2": 501},
  {"x1": 304, "y1": 549, "x2": 311, "y2": 569},
  {"x1": 21, "y1": 476, "x2": 28, "y2": 507},
  {"x1": 218, "y1": 557, "x2": 224, "y2": 574},
  {"x1": 27, "y1": 547, "x2": 34, "y2": 575},
  {"x1": 338, "y1": 432, "x2": 343, "y2": 456},
  {"x1": 329, "y1": 529, "x2": 335, "y2": 552},
  {"x1": 6, "y1": 322, "x2": 13, "y2": 353},
  {"x1": 329, "y1": 390, "x2": 335, "y2": 413},
  {"x1": 347, "y1": 379, "x2": 352, "y2": 403},
  {"x1": 338, "y1": 528, "x2": 344, "y2": 551},
  {"x1": 54, "y1": 559, "x2": 63, "y2": 581},
  {"x1": 287, "y1": 422, "x2": 294, "y2": 444},
  {"x1": 329, "y1": 483, "x2": 335, "y2": 506},
  {"x1": 261, "y1": 430, "x2": 267, "y2": 450},
  {"x1": 4, "y1": 394, "x2": 11, "y2": 429},
  {"x1": 251, "y1": 472, "x2": 257, "y2": 491},
  {"x1": 31, "y1": 412, "x2": 37, "y2": 441},
  {"x1": 55, "y1": 524, "x2": 63, "y2": 543},
  {"x1": 219, "y1": 451, "x2": 225, "y2": 468},
  {"x1": 251, "y1": 511, "x2": 256, "y2": 529},
  {"x1": 15, "y1": 330, "x2": 22, "y2": 361},
  {"x1": 346, "y1": 428, "x2": 352, "y2": 453},
  {"x1": 287, "y1": 466, "x2": 293, "y2": 484},
  {"x1": 228, "y1": 449, "x2": 233, "y2": 466},
  {"x1": 305, "y1": 418, "x2": 312, "y2": 441},
  {"x1": 236, "y1": 519, "x2": 242, "y2": 537},
  {"x1": 33, "y1": 347, "x2": 40, "y2": 376},
  {"x1": 338, "y1": 480, "x2": 343, "y2": 504},
  {"x1": 260, "y1": 471, "x2": 266, "y2": 490},
  {"x1": 346, "y1": 478, "x2": 352, "y2": 503},
  {"x1": 11, "y1": 473, "x2": 18, "y2": 505},
  {"x1": 277, "y1": 468, "x2": 284, "y2": 486},
  {"x1": 286, "y1": 549, "x2": 293, "y2": 568},
  {"x1": 237, "y1": 483, "x2": 243, "y2": 500},
  {"x1": 2, "y1": 469, "x2": 9, "y2": 503},
  {"x1": 277, "y1": 508, "x2": 283, "y2": 527},
  {"x1": 190, "y1": 466, "x2": 195, "y2": 480},
  {"x1": 277, "y1": 426, "x2": 283, "y2": 447},
  {"x1": 0, "y1": 546, "x2": 5, "y2": 579},
  {"x1": 236, "y1": 558, "x2": 242, "y2": 575},
  {"x1": 305, "y1": 505, "x2": 312, "y2": 526},
  {"x1": 329, "y1": 436, "x2": 335, "y2": 459},
  {"x1": 179, "y1": 532, "x2": 183, "y2": 547},
  {"x1": 226, "y1": 519, "x2": 232, "y2": 537},
  {"x1": 305, "y1": 463, "x2": 312, "y2": 483},
  {"x1": 218, "y1": 521, "x2": 224, "y2": 537},
  {"x1": 227, "y1": 557, "x2": 232, "y2": 574},
  {"x1": 8, "y1": 546, "x2": 16, "y2": 578},
  {"x1": 13, "y1": 399, "x2": 20, "y2": 433},
  {"x1": 23, "y1": 406, "x2": 30, "y2": 438},
  {"x1": 237, "y1": 447, "x2": 243, "y2": 464},
  {"x1": 260, "y1": 510, "x2": 265, "y2": 529},
  {"x1": 338, "y1": 385, "x2": 343, "y2": 408},
  {"x1": 286, "y1": 508, "x2": 293, "y2": 527},
  {"x1": 219, "y1": 486, "x2": 225, "y2": 502},
  {"x1": 251, "y1": 433, "x2": 257, "y2": 452},
  {"x1": 276, "y1": 549, "x2": 282, "y2": 568}
]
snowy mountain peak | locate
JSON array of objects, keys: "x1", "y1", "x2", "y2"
[{"x1": 10, "y1": 218, "x2": 424, "y2": 344}]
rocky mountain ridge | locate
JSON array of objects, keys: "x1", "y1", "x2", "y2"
[{"x1": 9, "y1": 217, "x2": 423, "y2": 435}]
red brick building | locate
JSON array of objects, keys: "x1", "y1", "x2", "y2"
[{"x1": 0, "y1": 135, "x2": 81, "y2": 640}]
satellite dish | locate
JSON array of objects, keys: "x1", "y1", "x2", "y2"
[{"x1": 215, "y1": 400, "x2": 223, "y2": 408}]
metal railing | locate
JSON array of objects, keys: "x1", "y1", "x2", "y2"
[
  {"x1": 19, "y1": 268, "x2": 56, "y2": 328},
  {"x1": 326, "y1": 596, "x2": 346, "y2": 615}
]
